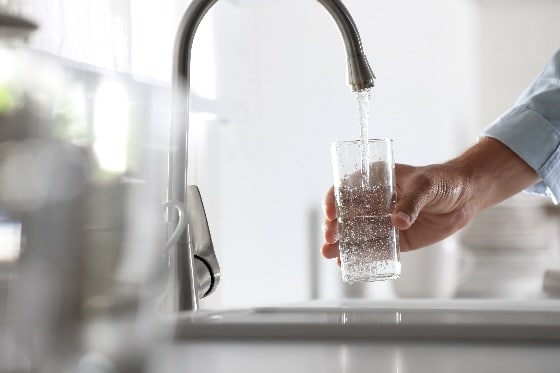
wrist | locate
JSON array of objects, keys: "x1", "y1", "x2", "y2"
[{"x1": 452, "y1": 136, "x2": 540, "y2": 214}]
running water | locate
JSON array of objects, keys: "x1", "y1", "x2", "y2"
[{"x1": 357, "y1": 88, "x2": 372, "y2": 186}]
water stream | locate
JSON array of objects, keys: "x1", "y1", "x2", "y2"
[{"x1": 357, "y1": 88, "x2": 372, "y2": 186}]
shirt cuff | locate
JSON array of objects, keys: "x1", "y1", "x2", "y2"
[{"x1": 481, "y1": 105, "x2": 560, "y2": 204}]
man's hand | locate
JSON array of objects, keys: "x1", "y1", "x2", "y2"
[{"x1": 321, "y1": 137, "x2": 540, "y2": 262}]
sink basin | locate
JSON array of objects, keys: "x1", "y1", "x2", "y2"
[{"x1": 172, "y1": 299, "x2": 560, "y2": 341}]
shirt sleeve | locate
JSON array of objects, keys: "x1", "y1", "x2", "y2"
[{"x1": 481, "y1": 49, "x2": 560, "y2": 204}]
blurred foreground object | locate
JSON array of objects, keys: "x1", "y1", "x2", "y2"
[{"x1": 0, "y1": 9, "x2": 167, "y2": 371}]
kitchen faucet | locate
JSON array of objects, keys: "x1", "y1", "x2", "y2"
[{"x1": 164, "y1": 0, "x2": 375, "y2": 312}]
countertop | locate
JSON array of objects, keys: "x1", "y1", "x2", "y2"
[
  {"x1": 148, "y1": 299, "x2": 560, "y2": 373},
  {"x1": 152, "y1": 339, "x2": 560, "y2": 373}
]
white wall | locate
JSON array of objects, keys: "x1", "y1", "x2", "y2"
[{"x1": 467, "y1": 0, "x2": 560, "y2": 135}]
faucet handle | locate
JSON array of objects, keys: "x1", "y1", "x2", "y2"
[{"x1": 187, "y1": 185, "x2": 220, "y2": 298}]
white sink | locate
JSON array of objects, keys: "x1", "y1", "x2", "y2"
[{"x1": 172, "y1": 299, "x2": 560, "y2": 341}]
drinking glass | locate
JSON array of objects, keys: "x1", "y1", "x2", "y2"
[{"x1": 331, "y1": 138, "x2": 400, "y2": 283}]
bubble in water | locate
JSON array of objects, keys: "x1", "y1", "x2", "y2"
[{"x1": 335, "y1": 184, "x2": 400, "y2": 282}]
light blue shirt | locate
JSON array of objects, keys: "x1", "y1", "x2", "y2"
[{"x1": 482, "y1": 49, "x2": 560, "y2": 204}]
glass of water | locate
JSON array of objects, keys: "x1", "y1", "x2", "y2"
[{"x1": 331, "y1": 138, "x2": 400, "y2": 283}]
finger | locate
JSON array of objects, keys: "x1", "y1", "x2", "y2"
[
  {"x1": 321, "y1": 242, "x2": 339, "y2": 259},
  {"x1": 391, "y1": 210, "x2": 412, "y2": 230},
  {"x1": 322, "y1": 218, "x2": 338, "y2": 244},
  {"x1": 392, "y1": 173, "x2": 434, "y2": 230},
  {"x1": 322, "y1": 185, "x2": 337, "y2": 221}
]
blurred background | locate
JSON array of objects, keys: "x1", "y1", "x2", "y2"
[{"x1": 1, "y1": 0, "x2": 560, "y2": 315}]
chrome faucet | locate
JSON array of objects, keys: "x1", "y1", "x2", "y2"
[{"x1": 164, "y1": 0, "x2": 375, "y2": 312}]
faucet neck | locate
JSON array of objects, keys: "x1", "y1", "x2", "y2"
[
  {"x1": 167, "y1": 0, "x2": 375, "y2": 312},
  {"x1": 166, "y1": 0, "x2": 219, "y2": 313},
  {"x1": 316, "y1": 0, "x2": 375, "y2": 91}
]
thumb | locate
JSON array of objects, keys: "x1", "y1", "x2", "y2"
[{"x1": 392, "y1": 177, "x2": 434, "y2": 230}]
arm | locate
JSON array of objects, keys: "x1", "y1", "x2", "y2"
[{"x1": 482, "y1": 49, "x2": 560, "y2": 203}]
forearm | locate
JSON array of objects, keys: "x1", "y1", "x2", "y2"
[
  {"x1": 452, "y1": 136, "x2": 540, "y2": 215},
  {"x1": 481, "y1": 49, "x2": 560, "y2": 202}
]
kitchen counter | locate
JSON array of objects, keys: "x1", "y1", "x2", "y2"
[
  {"x1": 152, "y1": 339, "x2": 560, "y2": 373},
  {"x1": 148, "y1": 299, "x2": 560, "y2": 372}
]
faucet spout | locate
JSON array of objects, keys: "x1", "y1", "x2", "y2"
[
  {"x1": 165, "y1": 0, "x2": 375, "y2": 312},
  {"x1": 316, "y1": 0, "x2": 375, "y2": 91}
]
